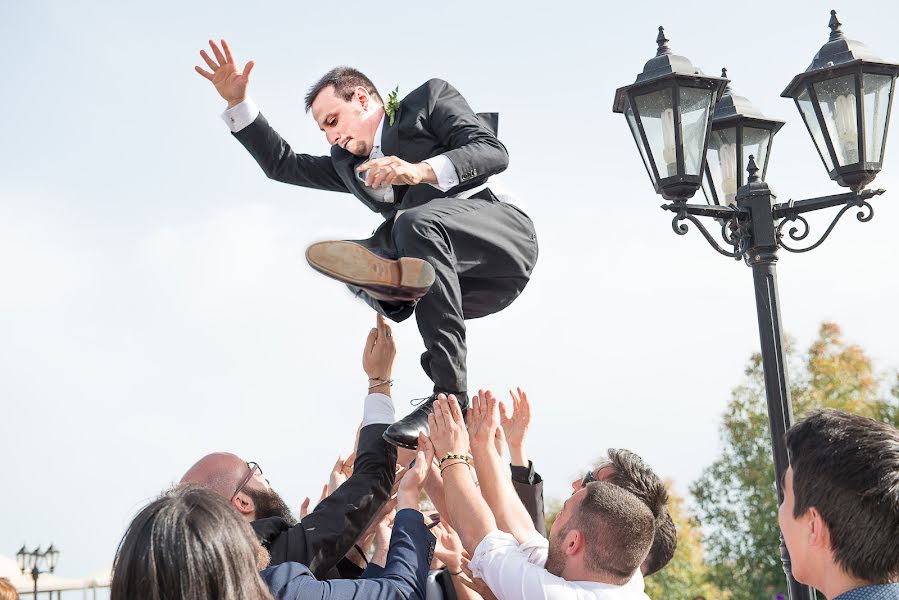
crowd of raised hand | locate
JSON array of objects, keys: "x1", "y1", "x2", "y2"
[{"x1": 105, "y1": 316, "x2": 899, "y2": 600}]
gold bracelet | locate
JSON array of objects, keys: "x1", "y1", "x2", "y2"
[{"x1": 439, "y1": 453, "x2": 471, "y2": 466}]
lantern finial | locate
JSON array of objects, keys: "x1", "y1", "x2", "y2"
[
  {"x1": 720, "y1": 68, "x2": 733, "y2": 95},
  {"x1": 747, "y1": 155, "x2": 761, "y2": 183},
  {"x1": 656, "y1": 26, "x2": 671, "y2": 57},
  {"x1": 828, "y1": 10, "x2": 845, "y2": 42}
]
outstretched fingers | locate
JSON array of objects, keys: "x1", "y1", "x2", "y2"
[
  {"x1": 221, "y1": 38, "x2": 235, "y2": 64},
  {"x1": 447, "y1": 394, "x2": 464, "y2": 425},
  {"x1": 199, "y1": 49, "x2": 219, "y2": 71},
  {"x1": 208, "y1": 39, "x2": 227, "y2": 65}
]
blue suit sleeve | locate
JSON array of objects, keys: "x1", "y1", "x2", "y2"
[{"x1": 261, "y1": 509, "x2": 435, "y2": 600}]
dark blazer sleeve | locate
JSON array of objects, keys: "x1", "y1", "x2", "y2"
[
  {"x1": 267, "y1": 423, "x2": 397, "y2": 578},
  {"x1": 232, "y1": 113, "x2": 350, "y2": 193},
  {"x1": 261, "y1": 509, "x2": 435, "y2": 600},
  {"x1": 421, "y1": 79, "x2": 509, "y2": 186},
  {"x1": 510, "y1": 461, "x2": 546, "y2": 538}
]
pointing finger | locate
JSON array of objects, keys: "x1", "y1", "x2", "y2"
[
  {"x1": 199, "y1": 49, "x2": 219, "y2": 71},
  {"x1": 221, "y1": 38, "x2": 235, "y2": 64},
  {"x1": 209, "y1": 39, "x2": 226, "y2": 65},
  {"x1": 195, "y1": 65, "x2": 215, "y2": 81}
]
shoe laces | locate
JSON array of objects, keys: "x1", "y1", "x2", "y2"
[{"x1": 410, "y1": 394, "x2": 434, "y2": 407}]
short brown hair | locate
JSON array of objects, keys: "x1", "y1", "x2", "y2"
[
  {"x1": 304, "y1": 66, "x2": 382, "y2": 112},
  {"x1": 0, "y1": 578, "x2": 19, "y2": 600},
  {"x1": 572, "y1": 481, "x2": 655, "y2": 583}
]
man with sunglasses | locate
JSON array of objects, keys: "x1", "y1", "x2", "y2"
[
  {"x1": 498, "y1": 390, "x2": 676, "y2": 577},
  {"x1": 180, "y1": 315, "x2": 400, "y2": 579}
]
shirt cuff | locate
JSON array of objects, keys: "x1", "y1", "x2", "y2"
[
  {"x1": 510, "y1": 460, "x2": 536, "y2": 484},
  {"x1": 361, "y1": 392, "x2": 395, "y2": 426},
  {"x1": 221, "y1": 98, "x2": 260, "y2": 133},
  {"x1": 469, "y1": 530, "x2": 518, "y2": 579},
  {"x1": 423, "y1": 154, "x2": 459, "y2": 191}
]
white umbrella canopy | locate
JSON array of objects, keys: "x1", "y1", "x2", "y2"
[{"x1": 0, "y1": 554, "x2": 110, "y2": 593}]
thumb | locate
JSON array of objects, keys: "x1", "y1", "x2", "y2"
[{"x1": 243, "y1": 60, "x2": 255, "y2": 79}]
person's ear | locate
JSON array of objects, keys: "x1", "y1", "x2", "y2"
[
  {"x1": 356, "y1": 87, "x2": 369, "y2": 110},
  {"x1": 232, "y1": 493, "x2": 255, "y2": 517},
  {"x1": 806, "y1": 506, "x2": 829, "y2": 548},
  {"x1": 564, "y1": 529, "x2": 585, "y2": 557}
]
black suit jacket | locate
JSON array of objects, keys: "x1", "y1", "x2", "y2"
[
  {"x1": 233, "y1": 79, "x2": 508, "y2": 216},
  {"x1": 251, "y1": 422, "x2": 397, "y2": 579},
  {"x1": 261, "y1": 508, "x2": 435, "y2": 600}
]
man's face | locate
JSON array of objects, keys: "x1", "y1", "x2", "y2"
[
  {"x1": 310, "y1": 85, "x2": 380, "y2": 156},
  {"x1": 546, "y1": 488, "x2": 586, "y2": 576},
  {"x1": 778, "y1": 467, "x2": 810, "y2": 583},
  {"x1": 570, "y1": 461, "x2": 615, "y2": 494},
  {"x1": 243, "y1": 480, "x2": 297, "y2": 526}
]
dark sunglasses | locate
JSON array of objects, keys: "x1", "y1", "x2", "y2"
[
  {"x1": 581, "y1": 469, "x2": 597, "y2": 488},
  {"x1": 232, "y1": 462, "x2": 263, "y2": 501}
]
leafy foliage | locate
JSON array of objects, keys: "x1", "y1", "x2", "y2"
[{"x1": 690, "y1": 323, "x2": 898, "y2": 599}]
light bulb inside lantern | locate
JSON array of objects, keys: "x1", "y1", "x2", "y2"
[
  {"x1": 661, "y1": 108, "x2": 677, "y2": 176},
  {"x1": 719, "y1": 143, "x2": 738, "y2": 205},
  {"x1": 835, "y1": 93, "x2": 859, "y2": 163}
]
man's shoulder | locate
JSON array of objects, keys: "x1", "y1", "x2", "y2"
[{"x1": 403, "y1": 78, "x2": 457, "y2": 106}]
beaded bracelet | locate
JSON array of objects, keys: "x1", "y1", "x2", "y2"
[{"x1": 439, "y1": 453, "x2": 471, "y2": 466}]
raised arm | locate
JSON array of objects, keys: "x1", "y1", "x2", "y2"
[
  {"x1": 468, "y1": 391, "x2": 539, "y2": 544},
  {"x1": 501, "y1": 388, "x2": 546, "y2": 537},
  {"x1": 426, "y1": 395, "x2": 498, "y2": 555},
  {"x1": 277, "y1": 315, "x2": 398, "y2": 577},
  {"x1": 195, "y1": 39, "x2": 348, "y2": 192}
]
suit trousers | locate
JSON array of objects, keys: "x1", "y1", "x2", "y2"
[{"x1": 351, "y1": 192, "x2": 538, "y2": 394}]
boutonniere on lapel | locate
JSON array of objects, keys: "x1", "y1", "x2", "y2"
[{"x1": 385, "y1": 86, "x2": 400, "y2": 126}]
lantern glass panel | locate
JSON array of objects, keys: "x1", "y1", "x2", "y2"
[
  {"x1": 814, "y1": 75, "x2": 860, "y2": 166},
  {"x1": 705, "y1": 127, "x2": 738, "y2": 205},
  {"x1": 742, "y1": 127, "x2": 771, "y2": 179},
  {"x1": 625, "y1": 98, "x2": 655, "y2": 185},
  {"x1": 679, "y1": 87, "x2": 714, "y2": 176},
  {"x1": 16, "y1": 548, "x2": 25, "y2": 572},
  {"x1": 634, "y1": 88, "x2": 677, "y2": 179},
  {"x1": 797, "y1": 87, "x2": 835, "y2": 171},
  {"x1": 863, "y1": 73, "x2": 893, "y2": 164}
]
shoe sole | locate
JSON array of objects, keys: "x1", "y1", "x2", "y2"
[
  {"x1": 382, "y1": 429, "x2": 422, "y2": 450},
  {"x1": 306, "y1": 241, "x2": 435, "y2": 302}
]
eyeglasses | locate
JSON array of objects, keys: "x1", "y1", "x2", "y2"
[{"x1": 232, "y1": 462, "x2": 263, "y2": 501}]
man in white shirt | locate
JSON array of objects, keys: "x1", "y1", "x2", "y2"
[{"x1": 424, "y1": 394, "x2": 654, "y2": 599}]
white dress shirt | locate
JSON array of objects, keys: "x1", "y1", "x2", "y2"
[
  {"x1": 469, "y1": 530, "x2": 651, "y2": 600},
  {"x1": 361, "y1": 392, "x2": 396, "y2": 426}
]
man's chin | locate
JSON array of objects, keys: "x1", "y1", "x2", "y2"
[{"x1": 347, "y1": 141, "x2": 369, "y2": 156}]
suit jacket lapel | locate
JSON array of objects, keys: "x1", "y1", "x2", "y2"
[{"x1": 380, "y1": 105, "x2": 400, "y2": 159}]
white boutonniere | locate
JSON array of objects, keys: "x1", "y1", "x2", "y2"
[{"x1": 385, "y1": 86, "x2": 400, "y2": 126}]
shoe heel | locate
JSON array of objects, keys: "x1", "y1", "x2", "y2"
[{"x1": 398, "y1": 258, "x2": 436, "y2": 290}]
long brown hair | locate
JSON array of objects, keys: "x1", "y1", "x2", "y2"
[{"x1": 111, "y1": 485, "x2": 273, "y2": 600}]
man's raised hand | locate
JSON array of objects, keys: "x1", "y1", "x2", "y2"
[
  {"x1": 427, "y1": 394, "x2": 470, "y2": 459},
  {"x1": 363, "y1": 314, "x2": 396, "y2": 382},
  {"x1": 467, "y1": 390, "x2": 502, "y2": 454},
  {"x1": 194, "y1": 39, "x2": 255, "y2": 108}
]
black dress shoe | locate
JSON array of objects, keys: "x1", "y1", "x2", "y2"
[{"x1": 383, "y1": 392, "x2": 469, "y2": 450}]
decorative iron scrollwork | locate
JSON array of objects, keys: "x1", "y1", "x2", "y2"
[
  {"x1": 670, "y1": 205, "x2": 747, "y2": 260},
  {"x1": 777, "y1": 196, "x2": 875, "y2": 253}
]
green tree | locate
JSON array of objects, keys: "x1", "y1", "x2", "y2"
[
  {"x1": 691, "y1": 323, "x2": 898, "y2": 599},
  {"x1": 644, "y1": 482, "x2": 723, "y2": 600}
]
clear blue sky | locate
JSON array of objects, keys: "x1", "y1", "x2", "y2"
[{"x1": 2, "y1": 0, "x2": 898, "y2": 585}]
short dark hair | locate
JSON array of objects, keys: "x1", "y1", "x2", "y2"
[
  {"x1": 304, "y1": 66, "x2": 382, "y2": 112},
  {"x1": 111, "y1": 485, "x2": 273, "y2": 600},
  {"x1": 785, "y1": 409, "x2": 899, "y2": 583},
  {"x1": 644, "y1": 511, "x2": 677, "y2": 576},
  {"x1": 573, "y1": 481, "x2": 655, "y2": 583},
  {"x1": 605, "y1": 448, "x2": 676, "y2": 575}
]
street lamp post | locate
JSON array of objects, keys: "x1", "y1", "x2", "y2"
[
  {"x1": 16, "y1": 544, "x2": 60, "y2": 599},
  {"x1": 614, "y1": 11, "x2": 898, "y2": 600}
]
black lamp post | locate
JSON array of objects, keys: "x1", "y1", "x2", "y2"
[
  {"x1": 16, "y1": 544, "x2": 60, "y2": 598},
  {"x1": 614, "y1": 12, "x2": 897, "y2": 600}
]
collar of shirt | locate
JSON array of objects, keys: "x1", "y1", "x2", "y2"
[
  {"x1": 370, "y1": 111, "x2": 386, "y2": 158},
  {"x1": 834, "y1": 583, "x2": 899, "y2": 599}
]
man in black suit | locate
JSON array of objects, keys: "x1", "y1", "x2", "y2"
[
  {"x1": 180, "y1": 315, "x2": 399, "y2": 579},
  {"x1": 195, "y1": 39, "x2": 539, "y2": 448}
]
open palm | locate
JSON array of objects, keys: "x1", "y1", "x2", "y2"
[{"x1": 195, "y1": 39, "x2": 255, "y2": 107}]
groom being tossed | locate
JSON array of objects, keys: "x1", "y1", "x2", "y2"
[{"x1": 196, "y1": 40, "x2": 538, "y2": 448}]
